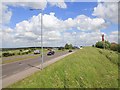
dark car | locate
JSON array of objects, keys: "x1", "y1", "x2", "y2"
[
  {"x1": 68, "y1": 50, "x2": 72, "y2": 52},
  {"x1": 47, "y1": 50, "x2": 55, "y2": 56},
  {"x1": 47, "y1": 52, "x2": 52, "y2": 55}
]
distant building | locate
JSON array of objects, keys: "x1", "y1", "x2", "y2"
[{"x1": 102, "y1": 34, "x2": 104, "y2": 41}]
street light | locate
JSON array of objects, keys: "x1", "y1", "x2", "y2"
[{"x1": 30, "y1": 9, "x2": 44, "y2": 69}]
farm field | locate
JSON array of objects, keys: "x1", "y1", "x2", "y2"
[{"x1": 8, "y1": 47, "x2": 118, "y2": 88}]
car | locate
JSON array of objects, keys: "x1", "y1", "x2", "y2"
[
  {"x1": 34, "y1": 50, "x2": 40, "y2": 54},
  {"x1": 68, "y1": 50, "x2": 72, "y2": 52},
  {"x1": 47, "y1": 50, "x2": 55, "y2": 56},
  {"x1": 47, "y1": 51, "x2": 52, "y2": 55}
]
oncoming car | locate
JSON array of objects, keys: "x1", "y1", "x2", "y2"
[
  {"x1": 68, "y1": 50, "x2": 72, "y2": 52},
  {"x1": 34, "y1": 50, "x2": 40, "y2": 54},
  {"x1": 47, "y1": 50, "x2": 55, "y2": 56}
]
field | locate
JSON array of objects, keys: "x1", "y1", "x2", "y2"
[{"x1": 8, "y1": 47, "x2": 118, "y2": 88}]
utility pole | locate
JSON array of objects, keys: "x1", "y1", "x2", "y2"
[
  {"x1": 30, "y1": 9, "x2": 44, "y2": 69},
  {"x1": 41, "y1": 10, "x2": 43, "y2": 69}
]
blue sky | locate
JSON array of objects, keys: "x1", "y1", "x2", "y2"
[
  {"x1": 8, "y1": 2, "x2": 117, "y2": 34},
  {"x1": 2, "y1": 1, "x2": 118, "y2": 48},
  {"x1": 9, "y1": 2, "x2": 97, "y2": 28}
]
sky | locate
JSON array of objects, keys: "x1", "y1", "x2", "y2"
[{"x1": 0, "y1": 0, "x2": 119, "y2": 48}]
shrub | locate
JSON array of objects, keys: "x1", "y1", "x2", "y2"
[
  {"x1": 17, "y1": 52, "x2": 21, "y2": 55},
  {"x1": 95, "y1": 41, "x2": 104, "y2": 49},
  {"x1": 25, "y1": 52, "x2": 29, "y2": 54},
  {"x1": 118, "y1": 44, "x2": 120, "y2": 53},
  {"x1": 2, "y1": 52, "x2": 15, "y2": 57},
  {"x1": 110, "y1": 43, "x2": 118, "y2": 51},
  {"x1": 19, "y1": 49, "x2": 22, "y2": 52},
  {"x1": 105, "y1": 41, "x2": 111, "y2": 49},
  {"x1": 95, "y1": 41, "x2": 110, "y2": 49},
  {"x1": 65, "y1": 43, "x2": 73, "y2": 49},
  {"x1": 65, "y1": 43, "x2": 69, "y2": 49}
]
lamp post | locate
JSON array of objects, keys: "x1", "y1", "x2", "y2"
[
  {"x1": 30, "y1": 9, "x2": 44, "y2": 69},
  {"x1": 41, "y1": 10, "x2": 43, "y2": 69}
]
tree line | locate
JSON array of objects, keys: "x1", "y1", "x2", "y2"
[{"x1": 94, "y1": 41, "x2": 120, "y2": 53}]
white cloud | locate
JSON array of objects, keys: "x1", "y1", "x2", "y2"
[
  {"x1": 3, "y1": 0, "x2": 67, "y2": 10},
  {"x1": 2, "y1": 12, "x2": 110, "y2": 47},
  {"x1": 107, "y1": 31, "x2": 119, "y2": 43},
  {"x1": 98, "y1": 0, "x2": 119, "y2": 2},
  {"x1": 1, "y1": 0, "x2": 67, "y2": 26},
  {"x1": 1, "y1": 1, "x2": 119, "y2": 48},
  {"x1": 0, "y1": 4, "x2": 12, "y2": 25},
  {"x1": 93, "y1": 2, "x2": 118, "y2": 23},
  {"x1": 48, "y1": 0, "x2": 67, "y2": 9},
  {"x1": 4, "y1": 1, "x2": 47, "y2": 10},
  {"x1": 75, "y1": 15, "x2": 108, "y2": 31}
]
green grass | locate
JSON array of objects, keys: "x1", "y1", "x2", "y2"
[
  {"x1": 2, "y1": 49, "x2": 49, "y2": 64},
  {"x1": 2, "y1": 55, "x2": 40, "y2": 64},
  {"x1": 8, "y1": 47, "x2": 118, "y2": 88}
]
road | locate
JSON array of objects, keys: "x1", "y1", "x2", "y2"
[{"x1": 2, "y1": 51, "x2": 69, "y2": 79}]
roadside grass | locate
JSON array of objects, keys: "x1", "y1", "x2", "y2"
[
  {"x1": 8, "y1": 47, "x2": 118, "y2": 88},
  {"x1": 2, "y1": 55, "x2": 40, "y2": 64},
  {"x1": 97, "y1": 48, "x2": 119, "y2": 65}
]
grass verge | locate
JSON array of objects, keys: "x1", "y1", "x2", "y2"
[{"x1": 8, "y1": 47, "x2": 118, "y2": 88}]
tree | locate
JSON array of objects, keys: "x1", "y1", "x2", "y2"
[
  {"x1": 69, "y1": 44, "x2": 73, "y2": 49},
  {"x1": 95, "y1": 41, "x2": 104, "y2": 48},
  {"x1": 118, "y1": 44, "x2": 120, "y2": 53},
  {"x1": 65, "y1": 43, "x2": 69, "y2": 49},
  {"x1": 64, "y1": 43, "x2": 73, "y2": 49},
  {"x1": 110, "y1": 43, "x2": 118, "y2": 51},
  {"x1": 92, "y1": 45, "x2": 94, "y2": 47},
  {"x1": 95, "y1": 41, "x2": 110, "y2": 49},
  {"x1": 105, "y1": 41, "x2": 111, "y2": 49}
]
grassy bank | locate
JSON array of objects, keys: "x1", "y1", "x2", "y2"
[{"x1": 9, "y1": 47, "x2": 118, "y2": 88}]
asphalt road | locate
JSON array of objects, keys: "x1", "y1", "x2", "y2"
[{"x1": 2, "y1": 51, "x2": 69, "y2": 79}]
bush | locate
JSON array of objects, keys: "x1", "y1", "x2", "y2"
[
  {"x1": 21, "y1": 52, "x2": 25, "y2": 55},
  {"x1": 105, "y1": 41, "x2": 111, "y2": 49},
  {"x1": 2, "y1": 52, "x2": 15, "y2": 57},
  {"x1": 95, "y1": 41, "x2": 104, "y2": 48},
  {"x1": 95, "y1": 41, "x2": 110, "y2": 49},
  {"x1": 17, "y1": 52, "x2": 21, "y2": 55},
  {"x1": 19, "y1": 49, "x2": 22, "y2": 52},
  {"x1": 65, "y1": 43, "x2": 69, "y2": 49},
  {"x1": 118, "y1": 44, "x2": 120, "y2": 53},
  {"x1": 92, "y1": 45, "x2": 94, "y2": 47},
  {"x1": 110, "y1": 43, "x2": 118, "y2": 51},
  {"x1": 25, "y1": 52, "x2": 29, "y2": 54},
  {"x1": 65, "y1": 43, "x2": 73, "y2": 49}
]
